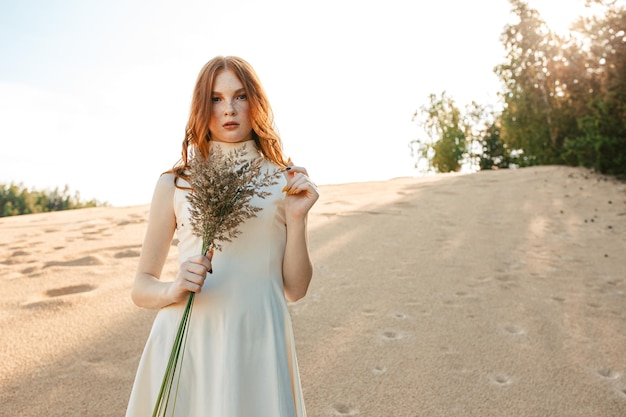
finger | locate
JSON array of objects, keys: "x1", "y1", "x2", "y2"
[
  {"x1": 205, "y1": 249, "x2": 214, "y2": 274},
  {"x1": 184, "y1": 262, "x2": 208, "y2": 277},
  {"x1": 185, "y1": 277, "x2": 204, "y2": 293},
  {"x1": 284, "y1": 159, "x2": 309, "y2": 176},
  {"x1": 176, "y1": 270, "x2": 205, "y2": 293},
  {"x1": 283, "y1": 172, "x2": 304, "y2": 194},
  {"x1": 190, "y1": 253, "x2": 212, "y2": 270},
  {"x1": 188, "y1": 254, "x2": 213, "y2": 274},
  {"x1": 287, "y1": 173, "x2": 307, "y2": 194},
  {"x1": 286, "y1": 174, "x2": 317, "y2": 195},
  {"x1": 285, "y1": 165, "x2": 309, "y2": 177}
]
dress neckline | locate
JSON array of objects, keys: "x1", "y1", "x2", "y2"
[{"x1": 209, "y1": 140, "x2": 260, "y2": 162}]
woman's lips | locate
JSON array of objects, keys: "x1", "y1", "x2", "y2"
[{"x1": 223, "y1": 121, "x2": 239, "y2": 130}]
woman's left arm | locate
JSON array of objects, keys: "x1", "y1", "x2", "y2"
[{"x1": 282, "y1": 163, "x2": 319, "y2": 302}]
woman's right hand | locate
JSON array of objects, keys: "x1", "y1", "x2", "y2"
[{"x1": 167, "y1": 254, "x2": 213, "y2": 303}]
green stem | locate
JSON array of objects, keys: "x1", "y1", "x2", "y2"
[
  {"x1": 152, "y1": 240, "x2": 211, "y2": 416},
  {"x1": 152, "y1": 292, "x2": 195, "y2": 417}
]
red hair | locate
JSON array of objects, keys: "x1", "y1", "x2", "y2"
[{"x1": 171, "y1": 56, "x2": 286, "y2": 181}]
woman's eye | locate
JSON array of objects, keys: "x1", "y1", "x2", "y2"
[
  {"x1": 211, "y1": 97, "x2": 221, "y2": 102},
  {"x1": 237, "y1": 94, "x2": 247, "y2": 100}
]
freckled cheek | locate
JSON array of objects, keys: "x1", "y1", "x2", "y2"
[
  {"x1": 211, "y1": 103, "x2": 223, "y2": 116},
  {"x1": 237, "y1": 103, "x2": 250, "y2": 117},
  {"x1": 234, "y1": 102, "x2": 246, "y2": 113}
]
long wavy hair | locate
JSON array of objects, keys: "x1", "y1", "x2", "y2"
[{"x1": 171, "y1": 56, "x2": 286, "y2": 183}]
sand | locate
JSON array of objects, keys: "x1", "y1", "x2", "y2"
[{"x1": 1, "y1": 165, "x2": 625, "y2": 417}]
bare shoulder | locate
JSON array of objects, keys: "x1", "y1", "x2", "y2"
[
  {"x1": 149, "y1": 173, "x2": 177, "y2": 216},
  {"x1": 156, "y1": 172, "x2": 177, "y2": 189},
  {"x1": 154, "y1": 172, "x2": 180, "y2": 196}
]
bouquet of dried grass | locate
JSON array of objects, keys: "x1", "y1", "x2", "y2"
[{"x1": 153, "y1": 144, "x2": 281, "y2": 417}]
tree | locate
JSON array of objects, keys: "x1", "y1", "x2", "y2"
[
  {"x1": 410, "y1": 0, "x2": 626, "y2": 176},
  {"x1": 497, "y1": 0, "x2": 626, "y2": 175},
  {"x1": 566, "y1": 0, "x2": 626, "y2": 174},
  {"x1": 0, "y1": 182, "x2": 106, "y2": 217},
  {"x1": 495, "y1": 0, "x2": 568, "y2": 165},
  {"x1": 478, "y1": 121, "x2": 511, "y2": 170},
  {"x1": 411, "y1": 92, "x2": 467, "y2": 173}
]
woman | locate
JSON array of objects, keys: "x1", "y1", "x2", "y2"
[{"x1": 125, "y1": 56, "x2": 318, "y2": 417}]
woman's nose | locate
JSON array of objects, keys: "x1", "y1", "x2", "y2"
[{"x1": 224, "y1": 100, "x2": 236, "y2": 116}]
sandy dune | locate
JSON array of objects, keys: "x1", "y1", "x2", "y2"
[{"x1": 1, "y1": 165, "x2": 625, "y2": 416}]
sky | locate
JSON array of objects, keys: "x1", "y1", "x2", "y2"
[{"x1": 0, "y1": 0, "x2": 596, "y2": 207}]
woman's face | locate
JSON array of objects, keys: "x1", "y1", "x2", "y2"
[{"x1": 208, "y1": 69, "x2": 253, "y2": 143}]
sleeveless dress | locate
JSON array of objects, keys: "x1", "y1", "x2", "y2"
[{"x1": 125, "y1": 140, "x2": 307, "y2": 417}]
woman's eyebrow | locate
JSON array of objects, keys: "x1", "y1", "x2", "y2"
[{"x1": 211, "y1": 88, "x2": 246, "y2": 96}]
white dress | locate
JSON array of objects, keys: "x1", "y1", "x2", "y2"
[{"x1": 125, "y1": 140, "x2": 306, "y2": 417}]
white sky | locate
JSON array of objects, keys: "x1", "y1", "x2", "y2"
[{"x1": 0, "y1": 0, "x2": 594, "y2": 206}]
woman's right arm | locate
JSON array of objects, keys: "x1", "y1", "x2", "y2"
[{"x1": 131, "y1": 173, "x2": 212, "y2": 309}]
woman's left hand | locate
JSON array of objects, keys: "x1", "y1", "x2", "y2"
[{"x1": 282, "y1": 160, "x2": 319, "y2": 220}]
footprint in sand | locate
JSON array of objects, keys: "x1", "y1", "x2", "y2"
[
  {"x1": 490, "y1": 373, "x2": 513, "y2": 386},
  {"x1": 597, "y1": 368, "x2": 620, "y2": 380},
  {"x1": 503, "y1": 325, "x2": 525, "y2": 335},
  {"x1": 443, "y1": 299, "x2": 459, "y2": 307},
  {"x1": 114, "y1": 249, "x2": 141, "y2": 258},
  {"x1": 332, "y1": 403, "x2": 359, "y2": 416},
  {"x1": 495, "y1": 274, "x2": 515, "y2": 283},
  {"x1": 82, "y1": 227, "x2": 114, "y2": 240},
  {"x1": 379, "y1": 330, "x2": 407, "y2": 341},
  {"x1": 82, "y1": 227, "x2": 109, "y2": 236},
  {"x1": 1, "y1": 249, "x2": 31, "y2": 264},
  {"x1": 371, "y1": 366, "x2": 388, "y2": 375},
  {"x1": 468, "y1": 276, "x2": 491, "y2": 287},
  {"x1": 22, "y1": 299, "x2": 67, "y2": 310},
  {"x1": 117, "y1": 215, "x2": 147, "y2": 226},
  {"x1": 21, "y1": 266, "x2": 38, "y2": 276},
  {"x1": 23, "y1": 283, "x2": 96, "y2": 309},
  {"x1": 44, "y1": 255, "x2": 104, "y2": 268},
  {"x1": 46, "y1": 284, "x2": 96, "y2": 298}
]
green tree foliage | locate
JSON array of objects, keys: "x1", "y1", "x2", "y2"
[
  {"x1": 564, "y1": 0, "x2": 626, "y2": 174},
  {"x1": 464, "y1": 102, "x2": 511, "y2": 170},
  {"x1": 479, "y1": 122, "x2": 511, "y2": 170},
  {"x1": 410, "y1": 92, "x2": 467, "y2": 173},
  {"x1": 0, "y1": 183, "x2": 107, "y2": 217},
  {"x1": 411, "y1": 94, "x2": 510, "y2": 172},
  {"x1": 495, "y1": 0, "x2": 566, "y2": 166},
  {"x1": 496, "y1": 0, "x2": 626, "y2": 174},
  {"x1": 411, "y1": 0, "x2": 625, "y2": 176}
]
